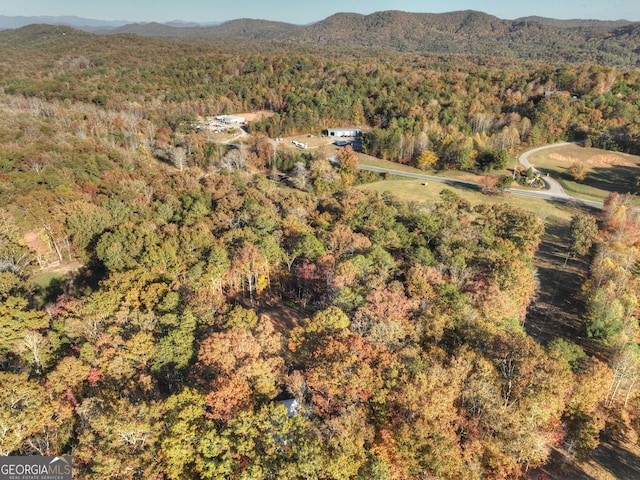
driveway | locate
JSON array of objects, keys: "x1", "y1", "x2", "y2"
[
  {"x1": 357, "y1": 143, "x2": 604, "y2": 210},
  {"x1": 518, "y1": 143, "x2": 573, "y2": 199},
  {"x1": 516, "y1": 143, "x2": 603, "y2": 209}
]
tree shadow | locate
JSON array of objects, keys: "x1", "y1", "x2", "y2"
[
  {"x1": 35, "y1": 260, "x2": 107, "y2": 307},
  {"x1": 586, "y1": 165, "x2": 640, "y2": 195},
  {"x1": 528, "y1": 448, "x2": 596, "y2": 480},
  {"x1": 554, "y1": 164, "x2": 640, "y2": 198},
  {"x1": 524, "y1": 213, "x2": 594, "y2": 355},
  {"x1": 590, "y1": 435, "x2": 640, "y2": 480}
]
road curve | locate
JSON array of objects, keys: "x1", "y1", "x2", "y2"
[
  {"x1": 358, "y1": 143, "x2": 604, "y2": 210},
  {"x1": 516, "y1": 142, "x2": 603, "y2": 209},
  {"x1": 518, "y1": 143, "x2": 573, "y2": 198}
]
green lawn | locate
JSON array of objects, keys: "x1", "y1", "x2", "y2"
[
  {"x1": 358, "y1": 177, "x2": 581, "y2": 222},
  {"x1": 528, "y1": 144, "x2": 640, "y2": 201},
  {"x1": 28, "y1": 260, "x2": 83, "y2": 305},
  {"x1": 30, "y1": 271, "x2": 63, "y2": 289},
  {"x1": 357, "y1": 152, "x2": 579, "y2": 219},
  {"x1": 361, "y1": 145, "x2": 640, "y2": 203}
]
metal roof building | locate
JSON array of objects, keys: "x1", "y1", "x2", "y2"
[
  {"x1": 327, "y1": 128, "x2": 361, "y2": 138},
  {"x1": 216, "y1": 115, "x2": 246, "y2": 124}
]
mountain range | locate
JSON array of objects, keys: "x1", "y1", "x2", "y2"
[
  {"x1": 0, "y1": 15, "x2": 220, "y2": 30},
  {"x1": 1, "y1": 10, "x2": 639, "y2": 66},
  {"x1": 0, "y1": 11, "x2": 633, "y2": 31}
]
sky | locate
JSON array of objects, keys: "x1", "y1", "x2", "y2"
[{"x1": 1, "y1": 0, "x2": 639, "y2": 24}]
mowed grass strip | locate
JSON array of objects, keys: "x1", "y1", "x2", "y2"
[
  {"x1": 358, "y1": 177, "x2": 581, "y2": 222},
  {"x1": 358, "y1": 153, "x2": 517, "y2": 180},
  {"x1": 528, "y1": 144, "x2": 640, "y2": 201}
]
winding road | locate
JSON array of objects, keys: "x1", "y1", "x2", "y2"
[
  {"x1": 359, "y1": 143, "x2": 605, "y2": 210},
  {"x1": 223, "y1": 133, "x2": 603, "y2": 209},
  {"x1": 518, "y1": 143, "x2": 572, "y2": 198}
]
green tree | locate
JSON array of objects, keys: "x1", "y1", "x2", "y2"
[
  {"x1": 476, "y1": 148, "x2": 508, "y2": 172},
  {"x1": 159, "y1": 388, "x2": 207, "y2": 480},
  {"x1": 75, "y1": 397, "x2": 164, "y2": 479},
  {"x1": 568, "y1": 161, "x2": 587, "y2": 182},
  {"x1": 0, "y1": 372, "x2": 47, "y2": 455},
  {"x1": 585, "y1": 287, "x2": 625, "y2": 342},
  {"x1": 570, "y1": 213, "x2": 598, "y2": 256},
  {"x1": 288, "y1": 306, "x2": 351, "y2": 361},
  {"x1": 152, "y1": 309, "x2": 197, "y2": 384},
  {"x1": 196, "y1": 404, "x2": 325, "y2": 480},
  {"x1": 496, "y1": 174, "x2": 513, "y2": 193},
  {"x1": 65, "y1": 205, "x2": 113, "y2": 262}
]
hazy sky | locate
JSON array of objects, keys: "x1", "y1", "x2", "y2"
[{"x1": 1, "y1": 0, "x2": 638, "y2": 23}]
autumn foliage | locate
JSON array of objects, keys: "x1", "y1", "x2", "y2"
[{"x1": 0, "y1": 25, "x2": 636, "y2": 479}]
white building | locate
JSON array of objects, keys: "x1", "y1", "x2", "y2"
[
  {"x1": 216, "y1": 115, "x2": 246, "y2": 124},
  {"x1": 327, "y1": 128, "x2": 361, "y2": 138}
]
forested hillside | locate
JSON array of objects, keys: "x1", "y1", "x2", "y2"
[
  {"x1": 1, "y1": 23, "x2": 640, "y2": 479},
  {"x1": 89, "y1": 10, "x2": 640, "y2": 67},
  {"x1": 2, "y1": 24, "x2": 640, "y2": 163}
]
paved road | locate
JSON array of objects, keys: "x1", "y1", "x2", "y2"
[
  {"x1": 358, "y1": 143, "x2": 604, "y2": 210},
  {"x1": 518, "y1": 142, "x2": 572, "y2": 198},
  {"x1": 516, "y1": 143, "x2": 603, "y2": 209},
  {"x1": 359, "y1": 165, "x2": 481, "y2": 191}
]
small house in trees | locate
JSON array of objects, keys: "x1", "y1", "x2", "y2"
[
  {"x1": 326, "y1": 128, "x2": 361, "y2": 138},
  {"x1": 278, "y1": 398, "x2": 303, "y2": 417}
]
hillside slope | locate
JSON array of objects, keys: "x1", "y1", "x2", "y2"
[{"x1": 101, "y1": 10, "x2": 640, "y2": 66}]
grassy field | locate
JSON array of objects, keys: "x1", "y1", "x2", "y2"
[
  {"x1": 28, "y1": 260, "x2": 83, "y2": 305},
  {"x1": 358, "y1": 176, "x2": 581, "y2": 222},
  {"x1": 361, "y1": 144, "x2": 640, "y2": 204},
  {"x1": 30, "y1": 271, "x2": 64, "y2": 290},
  {"x1": 528, "y1": 144, "x2": 640, "y2": 201}
]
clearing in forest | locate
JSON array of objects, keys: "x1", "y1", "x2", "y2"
[
  {"x1": 529, "y1": 144, "x2": 640, "y2": 202},
  {"x1": 526, "y1": 214, "x2": 640, "y2": 480}
]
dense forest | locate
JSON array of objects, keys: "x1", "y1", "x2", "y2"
[{"x1": 1, "y1": 22, "x2": 640, "y2": 479}]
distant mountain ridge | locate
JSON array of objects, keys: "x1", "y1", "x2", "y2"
[
  {"x1": 1, "y1": 10, "x2": 639, "y2": 66},
  {"x1": 0, "y1": 15, "x2": 130, "y2": 29},
  {"x1": 0, "y1": 15, "x2": 220, "y2": 30},
  {"x1": 0, "y1": 11, "x2": 633, "y2": 32},
  {"x1": 514, "y1": 15, "x2": 631, "y2": 28}
]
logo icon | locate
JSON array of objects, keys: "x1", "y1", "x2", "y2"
[{"x1": 0, "y1": 456, "x2": 72, "y2": 480}]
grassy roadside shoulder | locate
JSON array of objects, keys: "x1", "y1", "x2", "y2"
[{"x1": 357, "y1": 152, "x2": 578, "y2": 220}]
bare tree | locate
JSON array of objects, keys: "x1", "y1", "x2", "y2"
[
  {"x1": 220, "y1": 148, "x2": 248, "y2": 171},
  {"x1": 608, "y1": 344, "x2": 640, "y2": 407},
  {"x1": 290, "y1": 161, "x2": 310, "y2": 190},
  {"x1": 171, "y1": 146, "x2": 188, "y2": 171},
  {"x1": 16, "y1": 331, "x2": 48, "y2": 374}
]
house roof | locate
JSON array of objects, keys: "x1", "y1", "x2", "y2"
[{"x1": 278, "y1": 398, "x2": 302, "y2": 416}]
